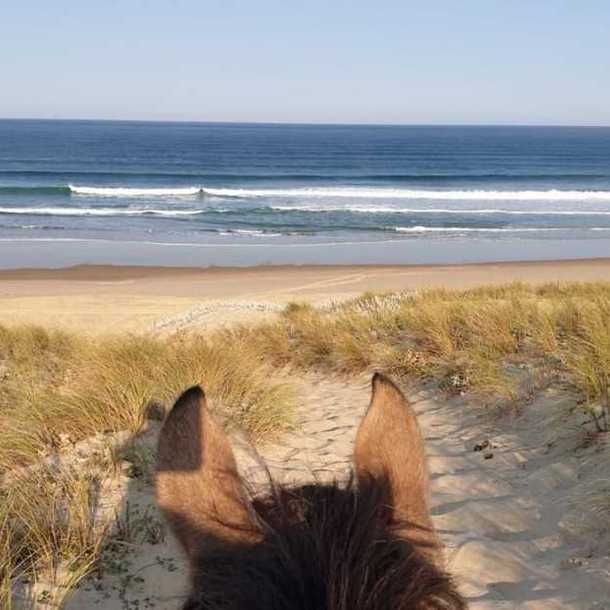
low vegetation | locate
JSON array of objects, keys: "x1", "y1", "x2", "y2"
[
  {"x1": 233, "y1": 281, "x2": 610, "y2": 429},
  {"x1": 2, "y1": 281, "x2": 609, "y2": 607}
]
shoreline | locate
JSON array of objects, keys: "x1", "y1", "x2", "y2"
[{"x1": 2, "y1": 256, "x2": 610, "y2": 280}]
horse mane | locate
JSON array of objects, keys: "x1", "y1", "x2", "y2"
[{"x1": 183, "y1": 474, "x2": 465, "y2": 610}]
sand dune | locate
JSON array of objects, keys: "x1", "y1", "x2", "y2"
[{"x1": 53, "y1": 374, "x2": 610, "y2": 609}]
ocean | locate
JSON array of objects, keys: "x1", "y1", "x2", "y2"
[{"x1": 1, "y1": 120, "x2": 610, "y2": 267}]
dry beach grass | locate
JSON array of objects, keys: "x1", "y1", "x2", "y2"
[
  {"x1": 0, "y1": 327, "x2": 293, "y2": 608},
  {"x1": 236, "y1": 281, "x2": 610, "y2": 429},
  {"x1": 1, "y1": 280, "x2": 610, "y2": 607}
]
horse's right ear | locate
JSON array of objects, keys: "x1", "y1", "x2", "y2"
[
  {"x1": 354, "y1": 373, "x2": 440, "y2": 563},
  {"x1": 155, "y1": 386, "x2": 260, "y2": 561}
]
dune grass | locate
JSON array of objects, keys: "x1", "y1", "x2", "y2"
[
  {"x1": 235, "y1": 281, "x2": 610, "y2": 424},
  {"x1": 0, "y1": 328, "x2": 294, "y2": 469},
  {"x1": 1, "y1": 464, "x2": 109, "y2": 608},
  {"x1": 0, "y1": 325, "x2": 294, "y2": 607}
]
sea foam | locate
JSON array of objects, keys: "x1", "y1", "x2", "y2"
[
  {"x1": 69, "y1": 185, "x2": 202, "y2": 197},
  {"x1": 270, "y1": 205, "x2": 610, "y2": 215},
  {"x1": 203, "y1": 186, "x2": 610, "y2": 201},
  {"x1": 0, "y1": 206, "x2": 202, "y2": 217},
  {"x1": 68, "y1": 184, "x2": 610, "y2": 202},
  {"x1": 394, "y1": 226, "x2": 563, "y2": 233}
]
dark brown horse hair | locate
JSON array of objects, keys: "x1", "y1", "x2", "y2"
[{"x1": 181, "y1": 474, "x2": 465, "y2": 610}]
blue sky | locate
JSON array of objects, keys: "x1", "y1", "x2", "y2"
[{"x1": 2, "y1": 1, "x2": 610, "y2": 124}]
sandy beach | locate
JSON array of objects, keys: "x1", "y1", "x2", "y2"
[
  {"x1": 3, "y1": 259, "x2": 610, "y2": 609},
  {"x1": 1, "y1": 258, "x2": 610, "y2": 333}
]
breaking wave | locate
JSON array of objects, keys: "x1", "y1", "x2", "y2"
[
  {"x1": 60, "y1": 185, "x2": 610, "y2": 202},
  {"x1": 269, "y1": 205, "x2": 610, "y2": 216},
  {"x1": 0, "y1": 206, "x2": 203, "y2": 217},
  {"x1": 69, "y1": 185, "x2": 202, "y2": 197},
  {"x1": 203, "y1": 186, "x2": 610, "y2": 201},
  {"x1": 393, "y1": 226, "x2": 563, "y2": 233},
  {"x1": 3, "y1": 205, "x2": 610, "y2": 219}
]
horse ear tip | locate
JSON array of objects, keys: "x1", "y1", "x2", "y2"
[
  {"x1": 170, "y1": 385, "x2": 207, "y2": 417},
  {"x1": 372, "y1": 372, "x2": 395, "y2": 390},
  {"x1": 183, "y1": 385, "x2": 206, "y2": 400},
  {"x1": 372, "y1": 371, "x2": 385, "y2": 386},
  {"x1": 371, "y1": 373, "x2": 407, "y2": 406}
]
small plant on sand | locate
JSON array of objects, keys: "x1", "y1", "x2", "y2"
[
  {"x1": 0, "y1": 462, "x2": 111, "y2": 608},
  {"x1": 114, "y1": 441, "x2": 155, "y2": 483}
]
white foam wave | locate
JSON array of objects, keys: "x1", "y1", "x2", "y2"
[
  {"x1": 0, "y1": 206, "x2": 202, "y2": 217},
  {"x1": 216, "y1": 229, "x2": 282, "y2": 237},
  {"x1": 270, "y1": 204, "x2": 610, "y2": 216},
  {"x1": 394, "y1": 226, "x2": 563, "y2": 233},
  {"x1": 70, "y1": 185, "x2": 202, "y2": 197},
  {"x1": 67, "y1": 183, "x2": 610, "y2": 204},
  {"x1": 205, "y1": 186, "x2": 610, "y2": 202}
]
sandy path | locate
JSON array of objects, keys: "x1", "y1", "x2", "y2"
[
  {"x1": 63, "y1": 374, "x2": 609, "y2": 610},
  {"x1": 256, "y1": 375, "x2": 609, "y2": 609}
]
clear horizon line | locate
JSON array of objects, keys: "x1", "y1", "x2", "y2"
[{"x1": 1, "y1": 116, "x2": 609, "y2": 129}]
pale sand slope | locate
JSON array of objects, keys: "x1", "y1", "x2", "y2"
[
  {"x1": 61, "y1": 374, "x2": 609, "y2": 610},
  {"x1": 1, "y1": 258, "x2": 610, "y2": 333}
]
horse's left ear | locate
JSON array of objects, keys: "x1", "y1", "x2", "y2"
[
  {"x1": 156, "y1": 386, "x2": 260, "y2": 561},
  {"x1": 354, "y1": 373, "x2": 441, "y2": 564}
]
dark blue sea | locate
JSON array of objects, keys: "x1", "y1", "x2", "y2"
[{"x1": 1, "y1": 120, "x2": 610, "y2": 266}]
